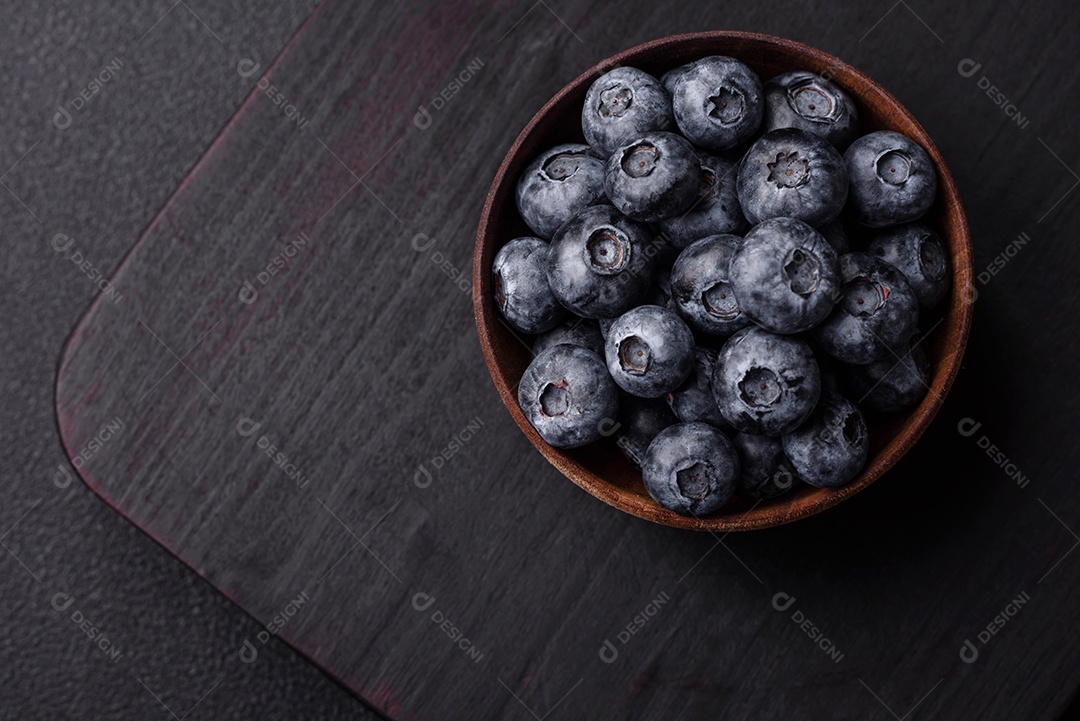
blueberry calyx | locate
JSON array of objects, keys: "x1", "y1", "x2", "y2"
[
  {"x1": 708, "y1": 87, "x2": 744, "y2": 123},
  {"x1": 542, "y1": 151, "x2": 586, "y2": 181},
  {"x1": 619, "y1": 336, "x2": 651, "y2": 374},
  {"x1": 621, "y1": 142, "x2": 659, "y2": 178},
  {"x1": 788, "y1": 80, "x2": 838, "y2": 121},
  {"x1": 876, "y1": 150, "x2": 912, "y2": 185},
  {"x1": 783, "y1": 248, "x2": 820, "y2": 296},
  {"x1": 702, "y1": 283, "x2": 739, "y2": 319},
  {"x1": 842, "y1": 276, "x2": 887, "y2": 317},
  {"x1": 585, "y1": 227, "x2": 630, "y2": 274},
  {"x1": 676, "y1": 462, "x2": 710, "y2": 499},
  {"x1": 841, "y1": 410, "x2": 864, "y2": 446},
  {"x1": 539, "y1": 382, "x2": 570, "y2": 416},
  {"x1": 599, "y1": 84, "x2": 633, "y2": 118},
  {"x1": 739, "y1": 367, "x2": 782, "y2": 407},
  {"x1": 919, "y1": 235, "x2": 947, "y2": 280},
  {"x1": 766, "y1": 151, "x2": 810, "y2": 188}
]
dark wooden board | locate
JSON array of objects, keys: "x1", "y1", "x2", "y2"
[{"x1": 56, "y1": 1, "x2": 1080, "y2": 719}]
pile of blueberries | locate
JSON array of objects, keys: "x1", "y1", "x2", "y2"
[{"x1": 493, "y1": 56, "x2": 949, "y2": 517}]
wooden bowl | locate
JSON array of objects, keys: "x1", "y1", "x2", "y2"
[{"x1": 473, "y1": 31, "x2": 972, "y2": 531}]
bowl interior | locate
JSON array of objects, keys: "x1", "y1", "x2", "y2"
[{"x1": 474, "y1": 32, "x2": 973, "y2": 531}]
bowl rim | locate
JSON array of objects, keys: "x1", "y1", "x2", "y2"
[{"x1": 472, "y1": 30, "x2": 974, "y2": 531}]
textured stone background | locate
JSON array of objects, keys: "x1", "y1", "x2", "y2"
[{"x1": 3, "y1": 0, "x2": 1079, "y2": 719}]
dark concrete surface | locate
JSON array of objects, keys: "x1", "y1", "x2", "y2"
[{"x1": 4, "y1": 1, "x2": 1080, "y2": 719}]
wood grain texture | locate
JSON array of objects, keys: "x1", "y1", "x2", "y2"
[
  {"x1": 474, "y1": 31, "x2": 973, "y2": 531},
  {"x1": 55, "y1": 0, "x2": 1080, "y2": 719}
]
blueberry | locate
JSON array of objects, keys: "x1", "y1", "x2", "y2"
[
  {"x1": 762, "y1": 71, "x2": 860, "y2": 149},
  {"x1": 866, "y1": 222, "x2": 949, "y2": 311},
  {"x1": 604, "y1": 131, "x2": 701, "y2": 222},
  {"x1": 782, "y1": 389, "x2": 868, "y2": 488},
  {"x1": 532, "y1": 318, "x2": 605, "y2": 357},
  {"x1": 671, "y1": 56, "x2": 763, "y2": 150},
  {"x1": 849, "y1": 330, "x2": 929, "y2": 412},
  {"x1": 845, "y1": 130, "x2": 937, "y2": 228},
  {"x1": 493, "y1": 237, "x2": 566, "y2": 334},
  {"x1": 736, "y1": 128, "x2": 848, "y2": 227},
  {"x1": 812, "y1": 252, "x2": 919, "y2": 364},
  {"x1": 516, "y1": 144, "x2": 606, "y2": 239},
  {"x1": 642, "y1": 422, "x2": 739, "y2": 516},
  {"x1": 712, "y1": 326, "x2": 821, "y2": 436},
  {"x1": 656, "y1": 154, "x2": 747, "y2": 247},
  {"x1": 605, "y1": 305, "x2": 695, "y2": 397},
  {"x1": 671, "y1": 234, "x2": 753, "y2": 336},
  {"x1": 614, "y1": 395, "x2": 679, "y2": 468},
  {"x1": 666, "y1": 347, "x2": 729, "y2": 429},
  {"x1": 518, "y1": 344, "x2": 619, "y2": 448},
  {"x1": 660, "y1": 64, "x2": 692, "y2": 95},
  {"x1": 729, "y1": 217, "x2": 841, "y2": 334},
  {"x1": 546, "y1": 205, "x2": 657, "y2": 319},
  {"x1": 733, "y1": 432, "x2": 798, "y2": 499},
  {"x1": 582, "y1": 67, "x2": 675, "y2": 157}
]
